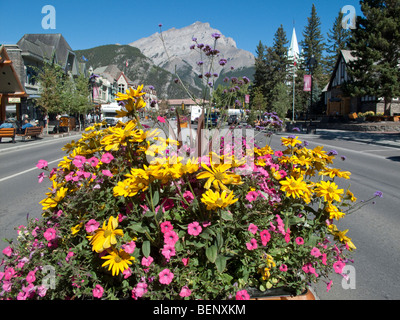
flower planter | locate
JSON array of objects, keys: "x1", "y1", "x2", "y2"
[{"x1": 249, "y1": 287, "x2": 315, "y2": 300}]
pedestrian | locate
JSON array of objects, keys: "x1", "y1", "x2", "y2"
[
  {"x1": 55, "y1": 114, "x2": 61, "y2": 133},
  {"x1": 43, "y1": 114, "x2": 48, "y2": 128},
  {"x1": 0, "y1": 120, "x2": 13, "y2": 129},
  {"x1": 22, "y1": 119, "x2": 33, "y2": 133}
]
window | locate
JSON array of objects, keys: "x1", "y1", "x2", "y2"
[{"x1": 118, "y1": 84, "x2": 125, "y2": 93}]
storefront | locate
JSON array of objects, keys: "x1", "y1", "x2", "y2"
[{"x1": 0, "y1": 46, "x2": 27, "y2": 123}]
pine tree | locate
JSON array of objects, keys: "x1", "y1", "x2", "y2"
[
  {"x1": 251, "y1": 40, "x2": 268, "y2": 100},
  {"x1": 300, "y1": 4, "x2": 328, "y2": 100},
  {"x1": 326, "y1": 11, "x2": 351, "y2": 73},
  {"x1": 346, "y1": 0, "x2": 400, "y2": 115}
]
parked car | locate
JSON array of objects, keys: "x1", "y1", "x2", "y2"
[{"x1": 228, "y1": 114, "x2": 238, "y2": 125}]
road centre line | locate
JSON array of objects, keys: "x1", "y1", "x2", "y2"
[{"x1": 0, "y1": 158, "x2": 64, "y2": 183}]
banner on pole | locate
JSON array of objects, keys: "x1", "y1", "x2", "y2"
[
  {"x1": 245, "y1": 95, "x2": 250, "y2": 104},
  {"x1": 303, "y1": 75, "x2": 312, "y2": 92}
]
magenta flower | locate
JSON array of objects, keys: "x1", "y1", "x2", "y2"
[
  {"x1": 93, "y1": 284, "x2": 104, "y2": 299},
  {"x1": 36, "y1": 159, "x2": 48, "y2": 169},
  {"x1": 236, "y1": 289, "x2": 250, "y2": 300},
  {"x1": 160, "y1": 221, "x2": 173, "y2": 234},
  {"x1": 85, "y1": 219, "x2": 99, "y2": 233},
  {"x1": 260, "y1": 230, "x2": 271, "y2": 246},
  {"x1": 164, "y1": 230, "x2": 179, "y2": 245},
  {"x1": 188, "y1": 221, "x2": 202, "y2": 236},
  {"x1": 326, "y1": 280, "x2": 333, "y2": 292},
  {"x1": 2, "y1": 246, "x2": 13, "y2": 257},
  {"x1": 179, "y1": 286, "x2": 192, "y2": 298},
  {"x1": 87, "y1": 157, "x2": 99, "y2": 167},
  {"x1": 183, "y1": 190, "x2": 194, "y2": 203},
  {"x1": 141, "y1": 256, "x2": 154, "y2": 267},
  {"x1": 43, "y1": 228, "x2": 57, "y2": 241},
  {"x1": 66, "y1": 251, "x2": 74, "y2": 262},
  {"x1": 295, "y1": 237, "x2": 304, "y2": 245},
  {"x1": 333, "y1": 261, "x2": 346, "y2": 274},
  {"x1": 132, "y1": 282, "x2": 148, "y2": 299},
  {"x1": 248, "y1": 223, "x2": 258, "y2": 235},
  {"x1": 310, "y1": 247, "x2": 322, "y2": 258},
  {"x1": 38, "y1": 172, "x2": 46, "y2": 183},
  {"x1": 101, "y1": 152, "x2": 114, "y2": 164},
  {"x1": 246, "y1": 191, "x2": 259, "y2": 202},
  {"x1": 181, "y1": 258, "x2": 189, "y2": 266},
  {"x1": 72, "y1": 155, "x2": 86, "y2": 168},
  {"x1": 279, "y1": 264, "x2": 288, "y2": 272},
  {"x1": 161, "y1": 244, "x2": 176, "y2": 261},
  {"x1": 246, "y1": 238, "x2": 258, "y2": 250},
  {"x1": 157, "y1": 116, "x2": 166, "y2": 123},
  {"x1": 26, "y1": 270, "x2": 36, "y2": 284},
  {"x1": 122, "y1": 241, "x2": 136, "y2": 254},
  {"x1": 159, "y1": 268, "x2": 174, "y2": 285},
  {"x1": 102, "y1": 169, "x2": 113, "y2": 177}
]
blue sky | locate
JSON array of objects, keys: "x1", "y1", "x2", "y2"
[{"x1": 0, "y1": 0, "x2": 361, "y2": 55}]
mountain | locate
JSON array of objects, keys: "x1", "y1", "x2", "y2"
[
  {"x1": 75, "y1": 44, "x2": 203, "y2": 99},
  {"x1": 129, "y1": 22, "x2": 255, "y2": 91}
]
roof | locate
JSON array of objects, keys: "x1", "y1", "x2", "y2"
[
  {"x1": 323, "y1": 50, "x2": 357, "y2": 92},
  {"x1": 167, "y1": 98, "x2": 209, "y2": 105},
  {"x1": 0, "y1": 46, "x2": 27, "y2": 96}
]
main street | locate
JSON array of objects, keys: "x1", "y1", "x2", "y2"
[{"x1": 1, "y1": 126, "x2": 399, "y2": 300}]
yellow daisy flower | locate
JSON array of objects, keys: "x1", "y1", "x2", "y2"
[
  {"x1": 101, "y1": 248, "x2": 135, "y2": 276},
  {"x1": 315, "y1": 180, "x2": 344, "y2": 203},
  {"x1": 87, "y1": 216, "x2": 123, "y2": 253},
  {"x1": 279, "y1": 176, "x2": 310, "y2": 201},
  {"x1": 201, "y1": 189, "x2": 238, "y2": 211},
  {"x1": 196, "y1": 160, "x2": 242, "y2": 191}
]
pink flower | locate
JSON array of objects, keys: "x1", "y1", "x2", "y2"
[
  {"x1": 66, "y1": 251, "x2": 74, "y2": 262},
  {"x1": 279, "y1": 264, "x2": 288, "y2": 272},
  {"x1": 246, "y1": 238, "x2": 258, "y2": 250},
  {"x1": 26, "y1": 270, "x2": 36, "y2": 284},
  {"x1": 87, "y1": 157, "x2": 99, "y2": 167},
  {"x1": 132, "y1": 282, "x2": 148, "y2": 299},
  {"x1": 321, "y1": 253, "x2": 327, "y2": 265},
  {"x1": 188, "y1": 221, "x2": 202, "y2": 236},
  {"x1": 182, "y1": 258, "x2": 189, "y2": 266},
  {"x1": 179, "y1": 286, "x2": 192, "y2": 298},
  {"x1": 260, "y1": 230, "x2": 271, "y2": 246},
  {"x1": 36, "y1": 159, "x2": 48, "y2": 169},
  {"x1": 72, "y1": 155, "x2": 86, "y2": 168},
  {"x1": 37, "y1": 285, "x2": 48, "y2": 297},
  {"x1": 157, "y1": 116, "x2": 166, "y2": 123},
  {"x1": 295, "y1": 237, "x2": 304, "y2": 245},
  {"x1": 142, "y1": 256, "x2": 154, "y2": 267},
  {"x1": 164, "y1": 230, "x2": 179, "y2": 245},
  {"x1": 326, "y1": 280, "x2": 333, "y2": 292},
  {"x1": 246, "y1": 191, "x2": 259, "y2": 202},
  {"x1": 333, "y1": 261, "x2": 346, "y2": 274},
  {"x1": 162, "y1": 198, "x2": 175, "y2": 210},
  {"x1": 2, "y1": 246, "x2": 13, "y2": 257},
  {"x1": 38, "y1": 172, "x2": 46, "y2": 183},
  {"x1": 274, "y1": 151, "x2": 283, "y2": 157},
  {"x1": 122, "y1": 241, "x2": 136, "y2": 254},
  {"x1": 183, "y1": 190, "x2": 194, "y2": 203},
  {"x1": 284, "y1": 228, "x2": 291, "y2": 243},
  {"x1": 43, "y1": 228, "x2": 57, "y2": 241},
  {"x1": 160, "y1": 221, "x2": 173, "y2": 233},
  {"x1": 248, "y1": 223, "x2": 258, "y2": 235},
  {"x1": 93, "y1": 284, "x2": 104, "y2": 299},
  {"x1": 101, "y1": 152, "x2": 114, "y2": 164},
  {"x1": 236, "y1": 289, "x2": 250, "y2": 300},
  {"x1": 123, "y1": 268, "x2": 132, "y2": 279},
  {"x1": 85, "y1": 219, "x2": 100, "y2": 233},
  {"x1": 159, "y1": 269, "x2": 174, "y2": 285},
  {"x1": 102, "y1": 169, "x2": 113, "y2": 177},
  {"x1": 310, "y1": 247, "x2": 322, "y2": 258},
  {"x1": 161, "y1": 244, "x2": 176, "y2": 261}
]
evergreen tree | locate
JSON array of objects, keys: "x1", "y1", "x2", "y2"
[
  {"x1": 326, "y1": 11, "x2": 351, "y2": 73},
  {"x1": 271, "y1": 82, "x2": 291, "y2": 120},
  {"x1": 300, "y1": 3, "x2": 328, "y2": 107},
  {"x1": 251, "y1": 40, "x2": 268, "y2": 99},
  {"x1": 270, "y1": 25, "x2": 289, "y2": 85},
  {"x1": 346, "y1": 0, "x2": 400, "y2": 115}
]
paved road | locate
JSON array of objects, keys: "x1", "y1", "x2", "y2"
[{"x1": 1, "y1": 127, "x2": 399, "y2": 300}]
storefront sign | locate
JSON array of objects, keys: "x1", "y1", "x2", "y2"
[{"x1": 8, "y1": 97, "x2": 21, "y2": 103}]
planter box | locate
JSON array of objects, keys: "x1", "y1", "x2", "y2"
[{"x1": 248, "y1": 287, "x2": 316, "y2": 300}]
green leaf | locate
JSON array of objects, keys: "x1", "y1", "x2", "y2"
[
  {"x1": 206, "y1": 245, "x2": 218, "y2": 263},
  {"x1": 142, "y1": 240, "x2": 150, "y2": 257},
  {"x1": 129, "y1": 223, "x2": 146, "y2": 234},
  {"x1": 221, "y1": 210, "x2": 233, "y2": 221},
  {"x1": 216, "y1": 233, "x2": 224, "y2": 249},
  {"x1": 215, "y1": 255, "x2": 228, "y2": 273},
  {"x1": 152, "y1": 190, "x2": 159, "y2": 207}
]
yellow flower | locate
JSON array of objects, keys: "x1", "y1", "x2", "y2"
[
  {"x1": 40, "y1": 186, "x2": 68, "y2": 211},
  {"x1": 319, "y1": 168, "x2": 351, "y2": 179},
  {"x1": 325, "y1": 203, "x2": 346, "y2": 220},
  {"x1": 279, "y1": 176, "x2": 311, "y2": 202},
  {"x1": 180, "y1": 157, "x2": 200, "y2": 175},
  {"x1": 196, "y1": 160, "x2": 242, "y2": 191},
  {"x1": 328, "y1": 225, "x2": 356, "y2": 251},
  {"x1": 71, "y1": 223, "x2": 83, "y2": 236},
  {"x1": 281, "y1": 136, "x2": 302, "y2": 147},
  {"x1": 345, "y1": 189, "x2": 357, "y2": 202},
  {"x1": 201, "y1": 189, "x2": 238, "y2": 210},
  {"x1": 87, "y1": 216, "x2": 123, "y2": 253},
  {"x1": 315, "y1": 180, "x2": 343, "y2": 203},
  {"x1": 101, "y1": 248, "x2": 135, "y2": 276},
  {"x1": 260, "y1": 267, "x2": 271, "y2": 281}
]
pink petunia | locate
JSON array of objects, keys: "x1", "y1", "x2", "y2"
[
  {"x1": 2, "y1": 246, "x2": 13, "y2": 257},
  {"x1": 236, "y1": 289, "x2": 250, "y2": 300},
  {"x1": 132, "y1": 282, "x2": 148, "y2": 299},
  {"x1": 26, "y1": 270, "x2": 36, "y2": 284},
  {"x1": 102, "y1": 169, "x2": 113, "y2": 177},
  {"x1": 101, "y1": 152, "x2": 114, "y2": 164},
  {"x1": 295, "y1": 237, "x2": 304, "y2": 245},
  {"x1": 85, "y1": 219, "x2": 100, "y2": 233},
  {"x1": 260, "y1": 230, "x2": 271, "y2": 246},
  {"x1": 246, "y1": 238, "x2": 258, "y2": 251},
  {"x1": 164, "y1": 230, "x2": 179, "y2": 245},
  {"x1": 122, "y1": 241, "x2": 136, "y2": 254},
  {"x1": 310, "y1": 247, "x2": 322, "y2": 258},
  {"x1": 141, "y1": 256, "x2": 154, "y2": 267},
  {"x1": 326, "y1": 280, "x2": 333, "y2": 292},
  {"x1": 66, "y1": 251, "x2": 74, "y2": 262},
  {"x1": 159, "y1": 269, "x2": 174, "y2": 285},
  {"x1": 279, "y1": 264, "x2": 288, "y2": 272},
  {"x1": 43, "y1": 228, "x2": 57, "y2": 241},
  {"x1": 36, "y1": 159, "x2": 48, "y2": 169},
  {"x1": 333, "y1": 261, "x2": 346, "y2": 274},
  {"x1": 38, "y1": 172, "x2": 46, "y2": 183},
  {"x1": 182, "y1": 258, "x2": 189, "y2": 266},
  {"x1": 123, "y1": 268, "x2": 132, "y2": 279},
  {"x1": 183, "y1": 190, "x2": 194, "y2": 203},
  {"x1": 157, "y1": 116, "x2": 166, "y2": 123},
  {"x1": 188, "y1": 221, "x2": 202, "y2": 236},
  {"x1": 248, "y1": 223, "x2": 258, "y2": 235},
  {"x1": 72, "y1": 155, "x2": 86, "y2": 168},
  {"x1": 179, "y1": 286, "x2": 192, "y2": 298},
  {"x1": 161, "y1": 244, "x2": 176, "y2": 261},
  {"x1": 93, "y1": 284, "x2": 104, "y2": 299},
  {"x1": 160, "y1": 221, "x2": 173, "y2": 234},
  {"x1": 87, "y1": 157, "x2": 99, "y2": 167},
  {"x1": 246, "y1": 191, "x2": 259, "y2": 202}
]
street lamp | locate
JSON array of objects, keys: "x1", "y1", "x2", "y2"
[{"x1": 307, "y1": 55, "x2": 317, "y2": 121}]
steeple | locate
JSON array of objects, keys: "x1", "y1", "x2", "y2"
[{"x1": 288, "y1": 27, "x2": 300, "y2": 64}]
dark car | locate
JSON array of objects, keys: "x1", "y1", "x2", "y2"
[{"x1": 228, "y1": 114, "x2": 238, "y2": 125}]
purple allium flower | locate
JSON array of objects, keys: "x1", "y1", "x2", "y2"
[
  {"x1": 243, "y1": 76, "x2": 250, "y2": 84},
  {"x1": 158, "y1": 23, "x2": 163, "y2": 28},
  {"x1": 293, "y1": 127, "x2": 300, "y2": 132},
  {"x1": 197, "y1": 61, "x2": 204, "y2": 66},
  {"x1": 328, "y1": 150, "x2": 338, "y2": 156},
  {"x1": 192, "y1": 37, "x2": 197, "y2": 42},
  {"x1": 341, "y1": 155, "x2": 347, "y2": 161},
  {"x1": 211, "y1": 33, "x2": 221, "y2": 39},
  {"x1": 374, "y1": 191, "x2": 383, "y2": 198},
  {"x1": 219, "y1": 58, "x2": 227, "y2": 66},
  {"x1": 213, "y1": 73, "x2": 219, "y2": 77},
  {"x1": 190, "y1": 44, "x2": 195, "y2": 50}
]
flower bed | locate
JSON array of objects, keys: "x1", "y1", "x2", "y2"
[{"x1": 0, "y1": 84, "x2": 380, "y2": 300}]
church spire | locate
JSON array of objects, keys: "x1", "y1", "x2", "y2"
[{"x1": 288, "y1": 27, "x2": 300, "y2": 64}]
